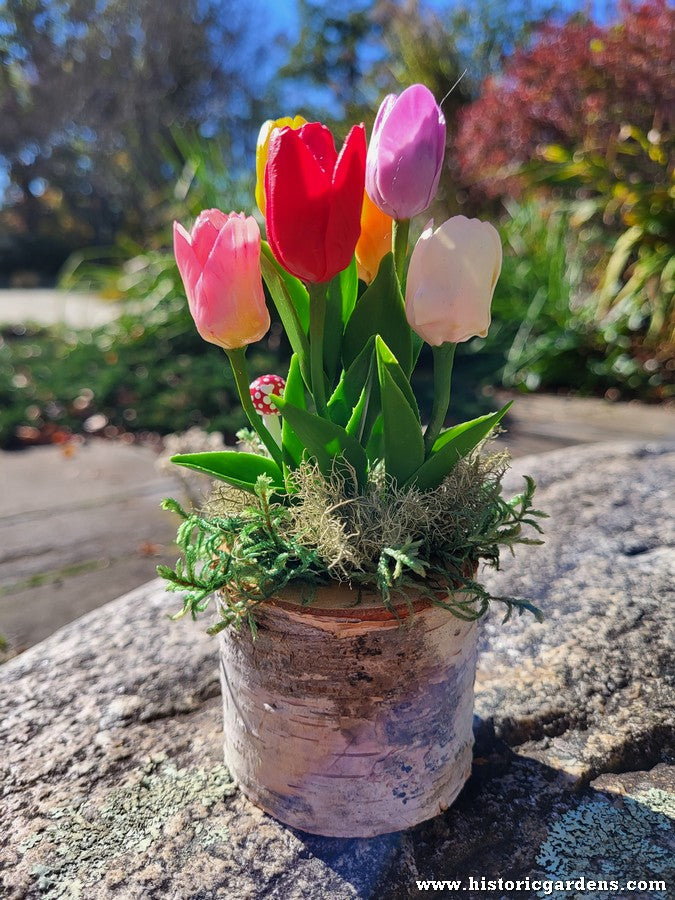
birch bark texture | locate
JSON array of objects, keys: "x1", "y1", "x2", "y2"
[{"x1": 218, "y1": 585, "x2": 478, "y2": 837}]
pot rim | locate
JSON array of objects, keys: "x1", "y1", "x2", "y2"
[
  {"x1": 219, "y1": 563, "x2": 478, "y2": 624},
  {"x1": 267, "y1": 583, "x2": 432, "y2": 621}
]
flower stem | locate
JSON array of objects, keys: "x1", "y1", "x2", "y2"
[
  {"x1": 424, "y1": 342, "x2": 457, "y2": 456},
  {"x1": 308, "y1": 282, "x2": 328, "y2": 416},
  {"x1": 260, "y1": 245, "x2": 311, "y2": 388},
  {"x1": 392, "y1": 218, "x2": 410, "y2": 284},
  {"x1": 226, "y1": 347, "x2": 283, "y2": 469}
]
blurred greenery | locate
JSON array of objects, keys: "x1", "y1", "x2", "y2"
[
  {"x1": 529, "y1": 126, "x2": 674, "y2": 348},
  {"x1": 1, "y1": 195, "x2": 667, "y2": 450},
  {"x1": 0, "y1": 0, "x2": 271, "y2": 280},
  {"x1": 0, "y1": 245, "x2": 285, "y2": 448},
  {"x1": 0, "y1": 125, "x2": 283, "y2": 449},
  {"x1": 484, "y1": 199, "x2": 670, "y2": 398}
]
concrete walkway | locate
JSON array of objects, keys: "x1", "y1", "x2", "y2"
[
  {"x1": 1, "y1": 394, "x2": 673, "y2": 658},
  {"x1": 0, "y1": 441, "x2": 182, "y2": 655},
  {"x1": 0, "y1": 288, "x2": 120, "y2": 330}
]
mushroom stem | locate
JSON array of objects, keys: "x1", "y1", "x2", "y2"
[{"x1": 263, "y1": 414, "x2": 282, "y2": 447}]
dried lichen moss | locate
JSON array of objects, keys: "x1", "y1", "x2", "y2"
[
  {"x1": 206, "y1": 450, "x2": 512, "y2": 581},
  {"x1": 536, "y1": 789, "x2": 675, "y2": 900},
  {"x1": 20, "y1": 759, "x2": 236, "y2": 898}
]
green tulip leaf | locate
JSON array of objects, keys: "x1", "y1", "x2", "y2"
[
  {"x1": 404, "y1": 402, "x2": 513, "y2": 491},
  {"x1": 366, "y1": 414, "x2": 383, "y2": 462},
  {"x1": 170, "y1": 451, "x2": 284, "y2": 493},
  {"x1": 324, "y1": 256, "x2": 358, "y2": 387},
  {"x1": 326, "y1": 335, "x2": 376, "y2": 427},
  {"x1": 272, "y1": 395, "x2": 368, "y2": 487},
  {"x1": 261, "y1": 242, "x2": 309, "y2": 332},
  {"x1": 374, "y1": 335, "x2": 420, "y2": 422},
  {"x1": 281, "y1": 353, "x2": 306, "y2": 473},
  {"x1": 345, "y1": 383, "x2": 372, "y2": 441},
  {"x1": 342, "y1": 252, "x2": 413, "y2": 375},
  {"x1": 260, "y1": 243, "x2": 310, "y2": 385},
  {"x1": 376, "y1": 337, "x2": 424, "y2": 483}
]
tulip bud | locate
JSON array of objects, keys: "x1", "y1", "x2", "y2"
[
  {"x1": 355, "y1": 190, "x2": 393, "y2": 284},
  {"x1": 173, "y1": 210, "x2": 270, "y2": 350},
  {"x1": 265, "y1": 122, "x2": 366, "y2": 284},
  {"x1": 405, "y1": 216, "x2": 502, "y2": 346},
  {"x1": 366, "y1": 84, "x2": 446, "y2": 221},
  {"x1": 255, "y1": 116, "x2": 307, "y2": 217}
]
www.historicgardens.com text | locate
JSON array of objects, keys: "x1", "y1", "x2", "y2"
[{"x1": 415, "y1": 876, "x2": 667, "y2": 894}]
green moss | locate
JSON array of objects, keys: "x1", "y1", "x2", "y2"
[{"x1": 20, "y1": 759, "x2": 236, "y2": 898}]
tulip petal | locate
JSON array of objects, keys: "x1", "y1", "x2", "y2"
[
  {"x1": 325, "y1": 124, "x2": 367, "y2": 279},
  {"x1": 365, "y1": 94, "x2": 397, "y2": 214},
  {"x1": 367, "y1": 84, "x2": 446, "y2": 220},
  {"x1": 355, "y1": 190, "x2": 393, "y2": 284},
  {"x1": 378, "y1": 86, "x2": 445, "y2": 219},
  {"x1": 266, "y1": 127, "x2": 332, "y2": 282},
  {"x1": 265, "y1": 122, "x2": 366, "y2": 283},
  {"x1": 297, "y1": 122, "x2": 338, "y2": 178},
  {"x1": 195, "y1": 216, "x2": 269, "y2": 349},
  {"x1": 405, "y1": 216, "x2": 501, "y2": 346},
  {"x1": 173, "y1": 221, "x2": 201, "y2": 315},
  {"x1": 190, "y1": 209, "x2": 229, "y2": 265},
  {"x1": 255, "y1": 120, "x2": 278, "y2": 216},
  {"x1": 255, "y1": 116, "x2": 308, "y2": 217}
]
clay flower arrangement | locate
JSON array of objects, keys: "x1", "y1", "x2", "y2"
[
  {"x1": 161, "y1": 84, "x2": 546, "y2": 632},
  {"x1": 160, "y1": 84, "x2": 547, "y2": 838}
]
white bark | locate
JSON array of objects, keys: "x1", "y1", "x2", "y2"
[{"x1": 219, "y1": 584, "x2": 478, "y2": 837}]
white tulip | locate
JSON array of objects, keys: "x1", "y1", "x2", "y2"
[{"x1": 405, "y1": 216, "x2": 502, "y2": 346}]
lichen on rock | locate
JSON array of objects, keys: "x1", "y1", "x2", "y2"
[
  {"x1": 19, "y1": 760, "x2": 236, "y2": 898},
  {"x1": 536, "y1": 789, "x2": 675, "y2": 900}
]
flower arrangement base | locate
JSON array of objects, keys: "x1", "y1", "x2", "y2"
[{"x1": 218, "y1": 585, "x2": 478, "y2": 838}]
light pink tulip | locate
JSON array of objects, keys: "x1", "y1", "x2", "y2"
[
  {"x1": 173, "y1": 210, "x2": 270, "y2": 350},
  {"x1": 405, "y1": 216, "x2": 502, "y2": 346}
]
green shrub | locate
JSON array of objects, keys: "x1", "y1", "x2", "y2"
[
  {"x1": 0, "y1": 250, "x2": 281, "y2": 448},
  {"x1": 533, "y1": 125, "x2": 674, "y2": 351},
  {"x1": 461, "y1": 199, "x2": 672, "y2": 400}
]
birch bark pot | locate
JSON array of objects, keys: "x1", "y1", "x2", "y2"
[{"x1": 218, "y1": 584, "x2": 478, "y2": 837}]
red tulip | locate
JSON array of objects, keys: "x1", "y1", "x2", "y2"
[{"x1": 265, "y1": 122, "x2": 366, "y2": 283}]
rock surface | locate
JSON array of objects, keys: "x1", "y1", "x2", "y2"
[
  {"x1": 477, "y1": 441, "x2": 675, "y2": 782},
  {"x1": 1, "y1": 441, "x2": 673, "y2": 899}
]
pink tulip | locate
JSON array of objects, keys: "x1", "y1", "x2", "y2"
[
  {"x1": 366, "y1": 84, "x2": 446, "y2": 221},
  {"x1": 405, "y1": 216, "x2": 502, "y2": 346},
  {"x1": 173, "y1": 210, "x2": 270, "y2": 350}
]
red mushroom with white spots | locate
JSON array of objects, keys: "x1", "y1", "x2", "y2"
[{"x1": 249, "y1": 374, "x2": 286, "y2": 446}]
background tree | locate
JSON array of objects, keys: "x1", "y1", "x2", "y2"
[
  {"x1": 455, "y1": 0, "x2": 674, "y2": 347},
  {"x1": 279, "y1": 0, "x2": 383, "y2": 130},
  {"x1": 0, "y1": 0, "x2": 270, "y2": 278},
  {"x1": 455, "y1": 0, "x2": 673, "y2": 200},
  {"x1": 279, "y1": 0, "x2": 569, "y2": 218}
]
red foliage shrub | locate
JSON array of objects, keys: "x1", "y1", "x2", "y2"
[{"x1": 455, "y1": 0, "x2": 674, "y2": 199}]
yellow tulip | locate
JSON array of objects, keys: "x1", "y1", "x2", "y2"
[
  {"x1": 355, "y1": 190, "x2": 393, "y2": 284},
  {"x1": 255, "y1": 116, "x2": 307, "y2": 217}
]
